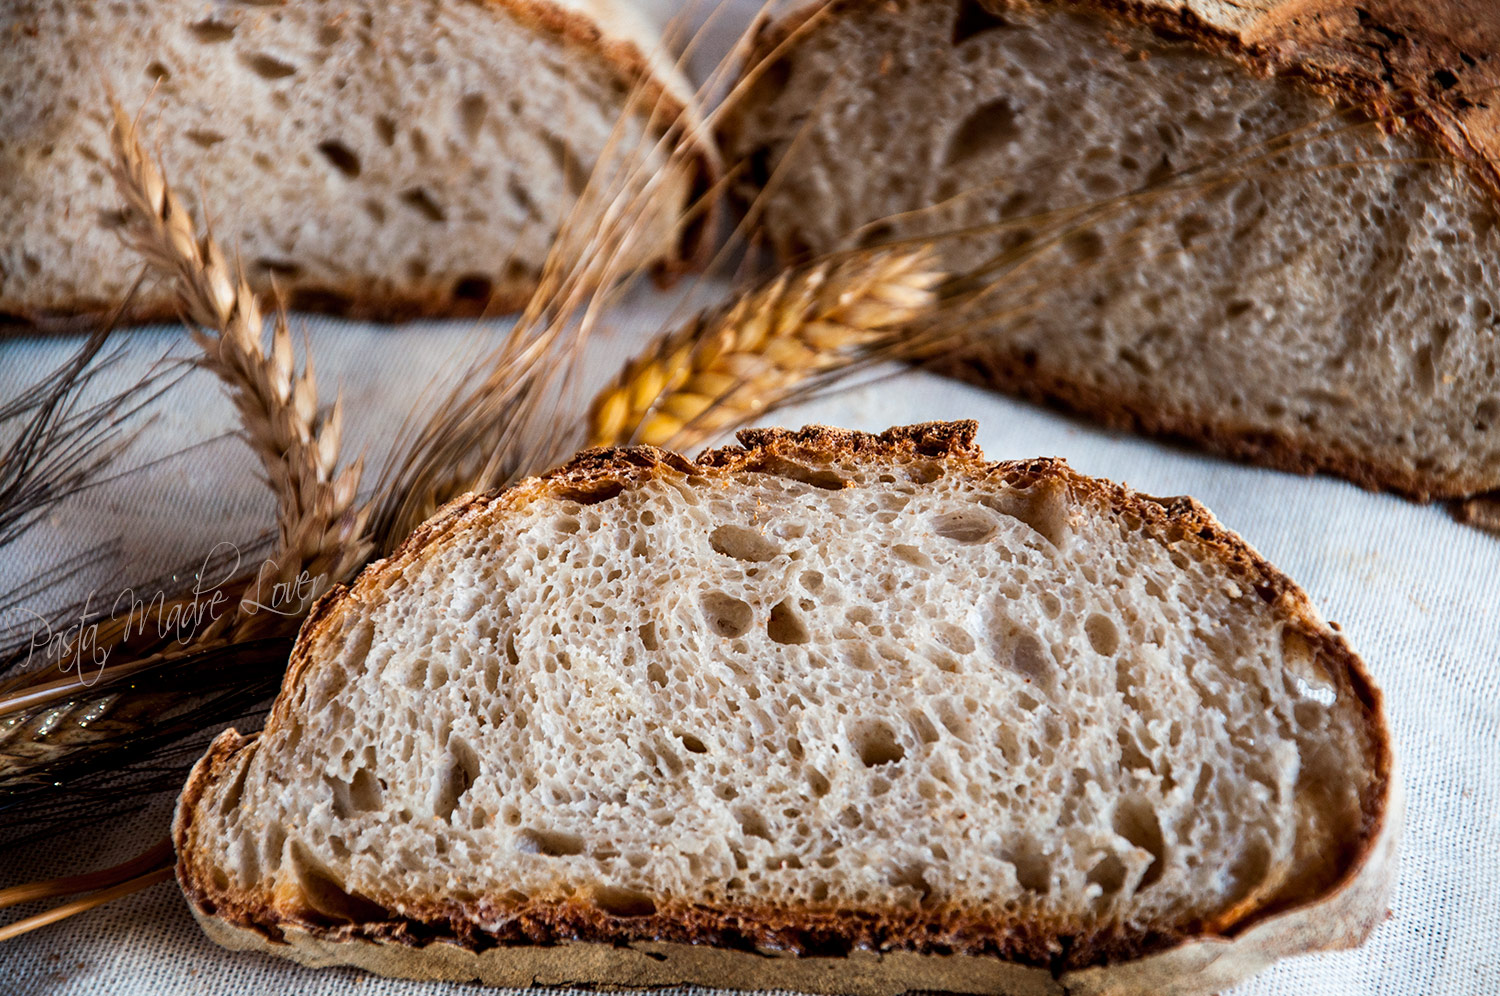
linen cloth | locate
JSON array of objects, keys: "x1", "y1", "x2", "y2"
[
  {"x1": 2, "y1": 1, "x2": 1498, "y2": 991},
  {"x1": 2, "y1": 298, "x2": 1496, "y2": 996}
]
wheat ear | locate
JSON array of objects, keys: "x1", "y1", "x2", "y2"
[
  {"x1": 588, "y1": 249, "x2": 945, "y2": 451},
  {"x1": 107, "y1": 102, "x2": 370, "y2": 633}
]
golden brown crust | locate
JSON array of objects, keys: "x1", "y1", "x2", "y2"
[
  {"x1": 174, "y1": 421, "x2": 1396, "y2": 992},
  {"x1": 1, "y1": 0, "x2": 714, "y2": 329}
]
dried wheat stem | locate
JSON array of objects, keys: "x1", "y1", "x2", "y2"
[
  {"x1": 588, "y1": 249, "x2": 945, "y2": 450},
  {"x1": 107, "y1": 102, "x2": 370, "y2": 634}
]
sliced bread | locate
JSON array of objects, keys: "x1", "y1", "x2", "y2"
[
  {"x1": 174, "y1": 421, "x2": 1397, "y2": 995},
  {"x1": 0, "y1": 0, "x2": 709, "y2": 324},
  {"x1": 721, "y1": 0, "x2": 1500, "y2": 501}
]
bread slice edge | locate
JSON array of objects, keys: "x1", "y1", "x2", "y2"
[
  {"x1": 172, "y1": 422, "x2": 1399, "y2": 995},
  {"x1": 4, "y1": 0, "x2": 715, "y2": 328}
]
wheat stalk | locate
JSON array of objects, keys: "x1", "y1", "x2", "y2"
[
  {"x1": 107, "y1": 101, "x2": 370, "y2": 635},
  {"x1": 587, "y1": 249, "x2": 945, "y2": 451}
]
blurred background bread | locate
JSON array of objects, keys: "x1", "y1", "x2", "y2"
[
  {"x1": 0, "y1": 0, "x2": 710, "y2": 325},
  {"x1": 722, "y1": 0, "x2": 1500, "y2": 501}
]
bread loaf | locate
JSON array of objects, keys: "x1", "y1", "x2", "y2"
[
  {"x1": 0, "y1": 0, "x2": 710, "y2": 324},
  {"x1": 174, "y1": 422, "x2": 1397, "y2": 996},
  {"x1": 721, "y1": 0, "x2": 1500, "y2": 501}
]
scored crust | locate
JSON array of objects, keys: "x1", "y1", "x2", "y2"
[
  {"x1": 0, "y1": 0, "x2": 714, "y2": 329},
  {"x1": 174, "y1": 422, "x2": 1397, "y2": 995}
]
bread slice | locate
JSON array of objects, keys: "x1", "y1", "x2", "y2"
[
  {"x1": 0, "y1": 0, "x2": 709, "y2": 324},
  {"x1": 174, "y1": 421, "x2": 1396, "y2": 995},
  {"x1": 721, "y1": 0, "x2": 1500, "y2": 501}
]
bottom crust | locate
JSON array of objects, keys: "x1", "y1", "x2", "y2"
[
  {"x1": 187, "y1": 765, "x2": 1396, "y2": 996},
  {"x1": 933, "y1": 343, "x2": 1493, "y2": 503}
]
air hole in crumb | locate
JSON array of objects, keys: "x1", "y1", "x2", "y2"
[
  {"x1": 767, "y1": 600, "x2": 810, "y2": 645},
  {"x1": 709, "y1": 524, "x2": 781, "y2": 562},
  {"x1": 400, "y1": 187, "x2": 446, "y2": 223},
  {"x1": 799, "y1": 570, "x2": 825, "y2": 593},
  {"x1": 452, "y1": 274, "x2": 492, "y2": 303},
  {"x1": 934, "y1": 622, "x2": 976, "y2": 655},
  {"x1": 517, "y1": 828, "x2": 585, "y2": 856},
  {"x1": 678, "y1": 732, "x2": 707, "y2": 754},
  {"x1": 1003, "y1": 840, "x2": 1051, "y2": 893},
  {"x1": 852, "y1": 720, "x2": 905, "y2": 767},
  {"x1": 889, "y1": 864, "x2": 933, "y2": 903},
  {"x1": 316, "y1": 140, "x2": 361, "y2": 178},
  {"x1": 1085, "y1": 613, "x2": 1120, "y2": 656},
  {"x1": 349, "y1": 768, "x2": 381, "y2": 811},
  {"x1": 241, "y1": 51, "x2": 296, "y2": 79},
  {"x1": 639, "y1": 621, "x2": 659, "y2": 651},
  {"x1": 946, "y1": 98, "x2": 1020, "y2": 165},
  {"x1": 1113, "y1": 799, "x2": 1166, "y2": 890},
  {"x1": 980, "y1": 481, "x2": 1070, "y2": 547},
  {"x1": 374, "y1": 115, "x2": 397, "y2": 146},
  {"x1": 594, "y1": 886, "x2": 656, "y2": 917},
  {"x1": 910, "y1": 711, "x2": 940, "y2": 744},
  {"x1": 805, "y1": 767, "x2": 831, "y2": 797},
  {"x1": 894, "y1": 543, "x2": 933, "y2": 569},
  {"x1": 146, "y1": 61, "x2": 171, "y2": 81},
  {"x1": 543, "y1": 134, "x2": 590, "y2": 196},
  {"x1": 932, "y1": 509, "x2": 996, "y2": 543},
  {"x1": 186, "y1": 129, "x2": 226, "y2": 149},
  {"x1": 189, "y1": 19, "x2": 236, "y2": 43},
  {"x1": 992, "y1": 612, "x2": 1055, "y2": 687},
  {"x1": 952, "y1": 0, "x2": 1011, "y2": 44},
  {"x1": 735, "y1": 807, "x2": 773, "y2": 841},
  {"x1": 287, "y1": 841, "x2": 386, "y2": 922},
  {"x1": 701, "y1": 592, "x2": 752, "y2": 638},
  {"x1": 646, "y1": 662, "x2": 667, "y2": 687},
  {"x1": 1087, "y1": 853, "x2": 1128, "y2": 894},
  {"x1": 433, "y1": 738, "x2": 479, "y2": 821},
  {"x1": 458, "y1": 93, "x2": 488, "y2": 143},
  {"x1": 756, "y1": 457, "x2": 845, "y2": 490}
]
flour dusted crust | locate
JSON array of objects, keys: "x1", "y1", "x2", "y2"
[{"x1": 174, "y1": 423, "x2": 1397, "y2": 995}]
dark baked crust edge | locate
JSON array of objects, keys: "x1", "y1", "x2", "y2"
[
  {"x1": 173, "y1": 421, "x2": 1397, "y2": 993},
  {"x1": 934, "y1": 348, "x2": 1491, "y2": 501}
]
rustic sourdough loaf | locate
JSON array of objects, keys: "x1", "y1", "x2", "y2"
[
  {"x1": 0, "y1": 0, "x2": 708, "y2": 323},
  {"x1": 722, "y1": 0, "x2": 1500, "y2": 501},
  {"x1": 174, "y1": 422, "x2": 1396, "y2": 995}
]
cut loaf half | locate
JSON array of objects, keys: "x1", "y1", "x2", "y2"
[
  {"x1": 0, "y1": 0, "x2": 709, "y2": 324},
  {"x1": 175, "y1": 422, "x2": 1397, "y2": 996},
  {"x1": 722, "y1": 0, "x2": 1500, "y2": 500}
]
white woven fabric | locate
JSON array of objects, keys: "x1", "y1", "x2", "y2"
[
  {"x1": 2, "y1": 1, "x2": 1498, "y2": 991},
  {"x1": 3, "y1": 296, "x2": 1497, "y2": 996}
]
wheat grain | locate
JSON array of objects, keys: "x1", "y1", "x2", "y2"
[
  {"x1": 107, "y1": 102, "x2": 370, "y2": 634},
  {"x1": 587, "y1": 249, "x2": 945, "y2": 450}
]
